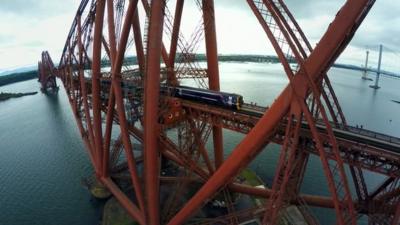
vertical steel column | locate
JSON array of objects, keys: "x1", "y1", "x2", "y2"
[
  {"x1": 167, "y1": 1, "x2": 371, "y2": 224},
  {"x1": 102, "y1": 0, "x2": 118, "y2": 178},
  {"x1": 67, "y1": 44, "x2": 78, "y2": 123},
  {"x1": 141, "y1": 0, "x2": 170, "y2": 66},
  {"x1": 109, "y1": 0, "x2": 145, "y2": 212},
  {"x1": 203, "y1": 0, "x2": 223, "y2": 168},
  {"x1": 144, "y1": 1, "x2": 165, "y2": 224},
  {"x1": 91, "y1": 0, "x2": 106, "y2": 174},
  {"x1": 106, "y1": 0, "x2": 117, "y2": 61},
  {"x1": 132, "y1": 10, "x2": 145, "y2": 73},
  {"x1": 77, "y1": 16, "x2": 97, "y2": 172},
  {"x1": 168, "y1": 0, "x2": 185, "y2": 85}
]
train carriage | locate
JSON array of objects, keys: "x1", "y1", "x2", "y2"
[{"x1": 173, "y1": 85, "x2": 244, "y2": 110}]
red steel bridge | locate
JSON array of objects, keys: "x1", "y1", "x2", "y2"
[
  {"x1": 38, "y1": 0, "x2": 400, "y2": 224},
  {"x1": 38, "y1": 51, "x2": 58, "y2": 93}
]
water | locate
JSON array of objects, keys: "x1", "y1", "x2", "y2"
[
  {"x1": 0, "y1": 80, "x2": 99, "y2": 225},
  {"x1": 217, "y1": 62, "x2": 400, "y2": 224},
  {"x1": 0, "y1": 62, "x2": 399, "y2": 224}
]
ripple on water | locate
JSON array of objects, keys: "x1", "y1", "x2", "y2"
[{"x1": 1, "y1": 64, "x2": 399, "y2": 224}]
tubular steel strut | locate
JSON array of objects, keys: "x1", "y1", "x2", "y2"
[{"x1": 38, "y1": 1, "x2": 400, "y2": 225}]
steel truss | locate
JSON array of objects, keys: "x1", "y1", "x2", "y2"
[
  {"x1": 38, "y1": 0, "x2": 400, "y2": 224},
  {"x1": 38, "y1": 51, "x2": 58, "y2": 92}
]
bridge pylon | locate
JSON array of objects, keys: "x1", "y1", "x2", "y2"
[
  {"x1": 40, "y1": 0, "x2": 400, "y2": 225},
  {"x1": 38, "y1": 51, "x2": 58, "y2": 93}
]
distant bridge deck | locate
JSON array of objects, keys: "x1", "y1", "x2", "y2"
[{"x1": 333, "y1": 63, "x2": 400, "y2": 79}]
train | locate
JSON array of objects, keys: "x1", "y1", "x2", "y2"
[
  {"x1": 166, "y1": 85, "x2": 244, "y2": 110},
  {"x1": 99, "y1": 79, "x2": 244, "y2": 110}
]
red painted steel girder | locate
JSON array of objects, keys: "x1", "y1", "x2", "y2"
[
  {"x1": 38, "y1": 51, "x2": 58, "y2": 92},
  {"x1": 168, "y1": 1, "x2": 376, "y2": 224},
  {"x1": 180, "y1": 100, "x2": 400, "y2": 177},
  {"x1": 38, "y1": 0, "x2": 400, "y2": 224}
]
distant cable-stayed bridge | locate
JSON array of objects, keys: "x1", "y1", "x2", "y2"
[{"x1": 333, "y1": 63, "x2": 400, "y2": 79}]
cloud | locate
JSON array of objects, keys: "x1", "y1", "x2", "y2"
[
  {"x1": 0, "y1": 0, "x2": 80, "y2": 17},
  {"x1": 0, "y1": 34, "x2": 15, "y2": 44},
  {"x1": 289, "y1": 1, "x2": 399, "y2": 52},
  {"x1": 0, "y1": 1, "x2": 78, "y2": 70},
  {"x1": 284, "y1": 0, "x2": 344, "y2": 18},
  {"x1": 215, "y1": 0, "x2": 400, "y2": 60},
  {"x1": 0, "y1": 0, "x2": 37, "y2": 13},
  {"x1": 211, "y1": 1, "x2": 400, "y2": 50},
  {"x1": 352, "y1": 1, "x2": 400, "y2": 51},
  {"x1": 1, "y1": 0, "x2": 399, "y2": 70}
]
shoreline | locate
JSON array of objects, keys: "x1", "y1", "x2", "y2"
[{"x1": 0, "y1": 91, "x2": 38, "y2": 102}]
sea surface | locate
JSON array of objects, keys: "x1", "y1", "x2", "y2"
[
  {"x1": 0, "y1": 62, "x2": 399, "y2": 224},
  {"x1": 0, "y1": 80, "x2": 99, "y2": 225}
]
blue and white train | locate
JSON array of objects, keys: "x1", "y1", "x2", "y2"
[{"x1": 169, "y1": 85, "x2": 244, "y2": 110}]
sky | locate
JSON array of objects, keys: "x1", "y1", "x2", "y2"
[{"x1": 0, "y1": 0, "x2": 399, "y2": 73}]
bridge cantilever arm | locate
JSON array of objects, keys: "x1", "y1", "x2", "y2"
[{"x1": 167, "y1": 1, "x2": 374, "y2": 224}]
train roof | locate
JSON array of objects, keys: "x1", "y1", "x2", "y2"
[{"x1": 176, "y1": 85, "x2": 243, "y2": 97}]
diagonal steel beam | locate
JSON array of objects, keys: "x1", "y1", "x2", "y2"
[{"x1": 167, "y1": 1, "x2": 373, "y2": 224}]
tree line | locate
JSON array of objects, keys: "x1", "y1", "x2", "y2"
[{"x1": 0, "y1": 70, "x2": 38, "y2": 86}]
